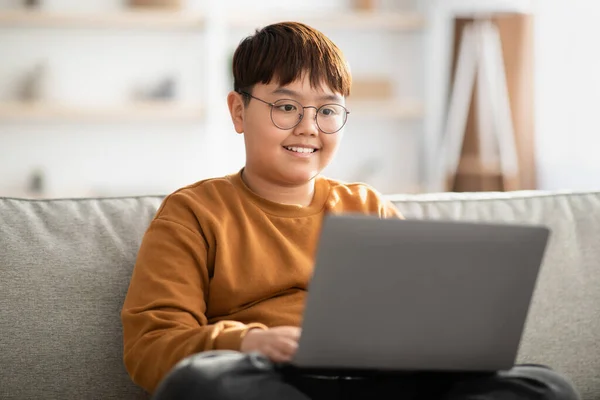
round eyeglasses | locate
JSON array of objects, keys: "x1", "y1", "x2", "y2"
[{"x1": 239, "y1": 91, "x2": 350, "y2": 134}]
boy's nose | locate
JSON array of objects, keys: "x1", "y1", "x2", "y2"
[{"x1": 294, "y1": 108, "x2": 319, "y2": 136}]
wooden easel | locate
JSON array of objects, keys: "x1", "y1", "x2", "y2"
[{"x1": 434, "y1": 17, "x2": 520, "y2": 192}]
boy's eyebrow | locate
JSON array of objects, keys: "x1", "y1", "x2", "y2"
[{"x1": 271, "y1": 88, "x2": 343, "y2": 103}]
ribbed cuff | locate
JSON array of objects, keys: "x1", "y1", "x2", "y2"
[{"x1": 213, "y1": 323, "x2": 268, "y2": 351}]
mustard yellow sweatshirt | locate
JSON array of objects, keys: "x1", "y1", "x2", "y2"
[{"x1": 121, "y1": 170, "x2": 403, "y2": 393}]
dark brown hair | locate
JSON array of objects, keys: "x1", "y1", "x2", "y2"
[{"x1": 232, "y1": 21, "x2": 352, "y2": 100}]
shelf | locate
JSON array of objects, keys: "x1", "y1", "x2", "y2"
[
  {"x1": 0, "y1": 101, "x2": 205, "y2": 122},
  {"x1": 347, "y1": 100, "x2": 424, "y2": 120},
  {"x1": 229, "y1": 11, "x2": 425, "y2": 31},
  {"x1": 0, "y1": 100, "x2": 420, "y2": 122},
  {"x1": 0, "y1": 9, "x2": 205, "y2": 30},
  {"x1": 0, "y1": 9, "x2": 424, "y2": 31}
]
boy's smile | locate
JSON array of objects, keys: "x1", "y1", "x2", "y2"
[{"x1": 282, "y1": 144, "x2": 319, "y2": 158}]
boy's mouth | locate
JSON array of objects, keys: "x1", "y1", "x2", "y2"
[{"x1": 283, "y1": 146, "x2": 318, "y2": 154}]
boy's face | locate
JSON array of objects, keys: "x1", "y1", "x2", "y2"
[{"x1": 229, "y1": 75, "x2": 345, "y2": 186}]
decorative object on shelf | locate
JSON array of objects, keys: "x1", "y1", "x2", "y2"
[
  {"x1": 24, "y1": 0, "x2": 41, "y2": 8},
  {"x1": 353, "y1": 0, "x2": 378, "y2": 11},
  {"x1": 128, "y1": 0, "x2": 182, "y2": 9},
  {"x1": 17, "y1": 62, "x2": 48, "y2": 102},
  {"x1": 134, "y1": 75, "x2": 178, "y2": 101},
  {"x1": 350, "y1": 76, "x2": 393, "y2": 100},
  {"x1": 149, "y1": 77, "x2": 177, "y2": 99},
  {"x1": 26, "y1": 168, "x2": 46, "y2": 198}
]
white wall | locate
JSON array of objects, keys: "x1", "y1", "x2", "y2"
[
  {"x1": 533, "y1": 0, "x2": 600, "y2": 191},
  {"x1": 0, "y1": 0, "x2": 425, "y2": 198}
]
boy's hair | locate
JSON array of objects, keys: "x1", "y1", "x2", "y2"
[{"x1": 232, "y1": 21, "x2": 352, "y2": 101}]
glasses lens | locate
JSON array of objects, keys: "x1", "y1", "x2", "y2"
[
  {"x1": 271, "y1": 99, "x2": 303, "y2": 130},
  {"x1": 317, "y1": 104, "x2": 348, "y2": 134}
]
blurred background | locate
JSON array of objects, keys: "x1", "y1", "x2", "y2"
[{"x1": 0, "y1": 0, "x2": 597, "y2": 199}]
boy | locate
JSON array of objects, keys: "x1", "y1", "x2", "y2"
[{"x1": 121, "y1": 22, "x2": 579, "y2": 400}]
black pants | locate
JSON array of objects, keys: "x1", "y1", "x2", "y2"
[{"x1": 152, "y1": 351, "x2": 580, "y2": 400}]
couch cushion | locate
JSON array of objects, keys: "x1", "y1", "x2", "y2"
[
  {"x1": 390, "y1": 190, "x2": 600, "y2": 400},
  {"x1": 0, "y1": 196, "x2": 163, "y2": 400}
]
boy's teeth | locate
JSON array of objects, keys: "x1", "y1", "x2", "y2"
[{"x1": 285, "y1": 146, "x2": 315, "y2": 153}]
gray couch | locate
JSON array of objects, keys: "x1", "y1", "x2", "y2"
[{"x1": 1, "y1": 190, "x2": 599, "y2": 400}]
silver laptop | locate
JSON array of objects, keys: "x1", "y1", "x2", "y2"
[{"x1": 291, "y1": 214, "x2": 550, "y2": 373}]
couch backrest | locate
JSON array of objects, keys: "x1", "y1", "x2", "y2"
[
  {"x1": 390, "y1": 190, "x2": 600, "y2": 400},
  {"x1": 1, "y1": 191, "x2": 599, "y2": 399},
  {"x1": 0, "y1": 196, "x2": 162, "y2": 400}
]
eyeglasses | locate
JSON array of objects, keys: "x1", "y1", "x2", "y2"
[{"x1": 239, "y1": 91, "x2": 350, "y2": 134}]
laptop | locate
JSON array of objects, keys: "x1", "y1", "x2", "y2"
[{"x1": 291, "y1": 214, "x2": 550, "y2": 374}]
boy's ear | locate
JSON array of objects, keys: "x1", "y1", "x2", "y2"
[{"x1": 227, "y1": 91, "x2": 245, "y2": 134}]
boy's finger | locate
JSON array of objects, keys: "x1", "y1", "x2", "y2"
[
  {"x1": 276, "y1": 338, "x2": 299, "y2": 357},
  {"x1": 267, "y1": 346, "x2": 293, "y2": 363},
  {"x1": 279, "y1": 327, "x2": 301, "y2": 340}
]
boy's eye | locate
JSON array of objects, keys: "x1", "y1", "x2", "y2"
[
  {"x1": 276, "y1": 103, "x2": 298, "y2": 112},
  {"x1": 319, "y1": 107, "x2": 339, "y2": 116}
]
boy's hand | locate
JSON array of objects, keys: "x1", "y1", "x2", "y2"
[{"x1": 240, "y1": 326, "x2": 301, "y2": 363}]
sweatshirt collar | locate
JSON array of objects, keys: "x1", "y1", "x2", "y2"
[{"x1": 228, "y1": 169, "x2": 330, "y2": 218}]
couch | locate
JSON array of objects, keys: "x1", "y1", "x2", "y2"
[{"x1": 1, "y1": 190, "x2": 599, "y2": 399}]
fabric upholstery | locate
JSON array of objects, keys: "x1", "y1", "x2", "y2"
[
  {"x1": 0, "y1": 197, "x2": 161, "y2": 400},
  {"x1": 390, "y1": 190, "x2": 600, "y2": 399},
  {"x1": 0, "y1": 190, "x2": 598, "y2": 399}
]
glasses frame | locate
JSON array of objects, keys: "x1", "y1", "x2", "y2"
[{"x1": 239, "y1": 90, "x2": 350, "y2": 134}]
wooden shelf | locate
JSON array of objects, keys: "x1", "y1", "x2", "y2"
[
  {"x1": 229, "y1": 11, "x2": 425, "y2": 31},
  {"x1": 0, "y1": 9, "x2": 423, "y2": 31},
  {"x1": 0, "y1": 9, "x2": 205, "y2": 30},
  {"x1": 0, "y1": 100, "x2": 420, "y2": 122},
  {"x1": 348, "y1": 100, "x2": 424, "y2": 120},
  {"x1": 0, "y1": 101, "x2": 204, "y2": 122}
]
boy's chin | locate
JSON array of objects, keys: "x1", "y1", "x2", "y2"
[{"x1": 278, "y1": 168, "x2": 321, "y2": 185}]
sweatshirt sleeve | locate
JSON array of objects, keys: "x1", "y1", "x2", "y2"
[
  {"x1": 121, "y1": 196, "x2": 266, "y2": 394},
  {"x1": 381, "y1": 199, "x2": 405, "y2": 219},
  {"x1": 368, "y1": 186, "x2": 404, "y2": 219}
]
